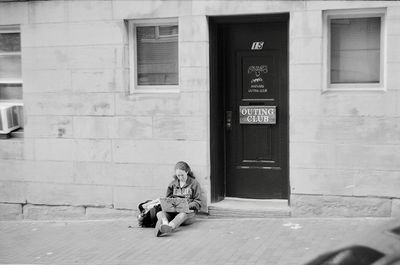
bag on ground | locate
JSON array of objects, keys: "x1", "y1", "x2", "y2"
[{"x1": 137, "y1": 199, "x2": 161, "y2": 228}]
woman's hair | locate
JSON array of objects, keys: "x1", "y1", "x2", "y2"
[{"x1": 174, "y1": 161, "x2": 195, "y2": 179}]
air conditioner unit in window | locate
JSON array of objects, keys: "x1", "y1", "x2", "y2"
[{"x1": 0, "y1": 102, "x2": 23, "y2": 135}]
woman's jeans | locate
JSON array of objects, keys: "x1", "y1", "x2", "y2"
[{"x1": 156, "y1": 211, "x2": 196, "y2": 229}]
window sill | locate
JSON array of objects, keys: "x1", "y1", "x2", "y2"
[
  {"x1": 323, "y1": 84, "x2": 386, "y2": 93},
  {"x1": 130, "y1": 88, "x2": 180, "y2": 94},
  {"x1": 0, "y1": 99, "x2": 23, "y2": 104}
]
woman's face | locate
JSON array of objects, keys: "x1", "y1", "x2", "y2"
[{"x1": 176, "y1": 169, "x2": 188, "y2": 182}]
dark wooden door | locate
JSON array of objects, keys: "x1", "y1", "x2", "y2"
[{"x1": 222, "y1": 18, "x2": 289, "y2": 199}]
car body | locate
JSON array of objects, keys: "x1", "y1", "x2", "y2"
[{"x1": 303, "y1": 218, "x2": 400, "y2": 265}]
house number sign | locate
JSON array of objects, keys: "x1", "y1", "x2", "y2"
[
  {"x1": 251, "y1": 41, "x2": 264, "y2": 50},
  {"x1": 239, "y1": 106, "x2": 276, "y2": 124}
]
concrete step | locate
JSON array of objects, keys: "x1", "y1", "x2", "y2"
[{"x1": 208, "y1": 197, "x2": 291, "y2": 218}]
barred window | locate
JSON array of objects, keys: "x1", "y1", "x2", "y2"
[
  {"x1": 128, "y1": 19, "x2": 179, "y2": 93},
  {"x1": 0, "y1": 26, "x2": 22, "y2": 100}
]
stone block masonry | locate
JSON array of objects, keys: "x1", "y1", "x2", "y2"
[
  {"x1": 0, "y1": 203, "x2": 136, "y2": 221},
  {"x1": 1, "y1": 0, "x2": 400, "y2": 220},
  {"x1": 291, "y1": 194, "x2": 393, "y2": 217},
  {"x1": 0, "y1": 203, "x2": 23, "y2": 220},
  {"x1": 1, "y1": 195, "x2": 400, "y2": 220},
  {"x1": 392, "y1": 199, "x2": 400, "y2": 217},
  {"x1": 24, "y1": 205, "x2": 86, "y2": 220}
]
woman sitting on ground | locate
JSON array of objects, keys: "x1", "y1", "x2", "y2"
[{"x1": 155, "y1": 161, "x2": 202, "y2": 237}]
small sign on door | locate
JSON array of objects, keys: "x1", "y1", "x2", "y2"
[
  {"x1": 251, "y1": 41, "x2": 264, "y2": 50},
  {"x1": 239, "y1": 106, "x2": 276, "y2": 124}
]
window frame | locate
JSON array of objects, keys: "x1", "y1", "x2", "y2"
[
  {"x1": 0, "y1": 25, "x2": 23, "y2": 103},
  {"x1": 0, "y1": 25, "x2": 22, "y2": 85},
  {"x1": 322, "y1": 8, "x2": 387, "y2": 92},
  {"x1": 128, "y1": 18, "x2": 180, "y2": 94},
  {"x1": 0, "y1": 25, "x2": 23, "y2": 137}
]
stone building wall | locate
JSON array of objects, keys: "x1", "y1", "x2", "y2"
[
  {"x1": 289, "y1": 2, "x2": 400, "y2": 216},
  {"x1": 0, "y1": 0, "x2": 399, "y2": 219}
]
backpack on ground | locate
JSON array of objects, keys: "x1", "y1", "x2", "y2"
[{"x1": 137, "y1": 199, "x2": 161, "y2": 228}]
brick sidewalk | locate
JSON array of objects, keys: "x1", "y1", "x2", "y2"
[{"x1": 0, "y1": 217, "x2": 391, "y2": 265}]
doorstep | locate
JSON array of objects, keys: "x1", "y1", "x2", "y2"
[{"x1": 208, "y1": 197, "x2": 291, "y2": 218}]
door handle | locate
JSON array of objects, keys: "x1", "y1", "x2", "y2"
[{"x1": 226, "y1": 111, "x2": 232, "y2": 131}]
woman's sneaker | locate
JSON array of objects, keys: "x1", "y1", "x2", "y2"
[
  {"x1": 160, "y1": 224, "x2": 173, "y2": 234},
  {"x1": 154, "y1": 220, "x2": 162, "y2": 237}
]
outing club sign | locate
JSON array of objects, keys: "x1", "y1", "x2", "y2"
[{"x1": 239, "y1": 106, "x2": 276, "y2": 124}]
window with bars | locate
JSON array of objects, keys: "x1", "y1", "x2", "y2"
[
  {"x1": 0, "y1": 26, "x2": 22, "y2": 101},
  {"x1": 128, "y1": 19, "x2": 179, "y2": 93}
]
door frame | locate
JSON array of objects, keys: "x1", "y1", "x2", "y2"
[{"x1": 209, "y1": 13, "x2": 290, "y2": 203}]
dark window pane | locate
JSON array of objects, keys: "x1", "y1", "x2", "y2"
[
  {"x1": 136, "y1": 25, "x2": 178, "y2": 86},
  {"x1": 0, "y1": 33, "x2": 21, "y2": 53},
  {"x1": 330, "y1": 17, "x2": 380, "y2": 84},
  {"x1": 0, "y1": 84, "x2": 22, "y2": 100},
  {"x1": 0, "y1": 55, "x2": 22, "y2": 81},
  {"x1": 159, "y1": 25, "x2": 178, "y2": 37},
  {"x1": 137, "y1": 26, "x2": 156, "y2": 40}
]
